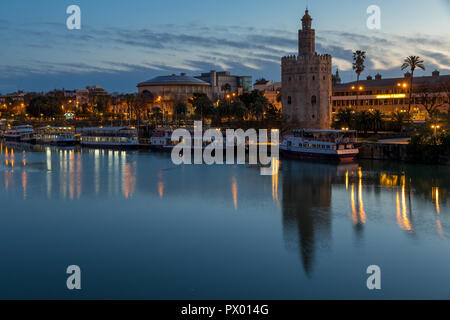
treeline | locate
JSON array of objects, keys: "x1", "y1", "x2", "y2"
[
  {"x1": 335, "y1": 108, "x2": 413, "y2": 134},
  {"x1": 407, "y1": 128, "x2": 450, "y2": 164}
]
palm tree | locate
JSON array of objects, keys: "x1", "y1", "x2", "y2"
[
  {"x1": 401, "y1": 56, "x2": 425, "y2": 114},
  {"x1": 391, "y1": 111, "x2": 407, "y2": 132},
  {"x1": 336, "y1": 108, "x2": 354, "y2": 129},
  {"x1": 355, "y1": 110, "x2": 371, "y2": 135},
  {"x1": 371, "y1": 110, "x2": 384, "y2": 134},
  {"x1": 352, "y1": 50, "x2": 366, "y2": 108}
]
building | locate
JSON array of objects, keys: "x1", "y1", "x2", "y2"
[
  {"x1": 195, "y1": 70, "x2": 252, "y2": 98},
  {"x1": 137, "y1": 71, "x2": 252, "y2": 110},
  {"x1": 254, "y1": 80, "x2": 282, "y2": 110},
  {"x1": 137, "y1": 74, "x2": 211, "y2": 116},
  {"x1": 75, "y1": 85, "x2": 110, "y2": 108},
  {"x1": 332, "y1": 70, "x2": 450, "y2": 120},
  {"x1": 281, "y1": 10, "x2": 332, "y2": 129},
  {"x1": 254, "y1": 80, "x2": 281, "y2": 92},
  {"x1": 137, "y1": 73, "x2": 211, "y2": 99}
]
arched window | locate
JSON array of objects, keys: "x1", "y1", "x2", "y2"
[{"x1": 311, "y1": 95, "x2": 317, "y2": 105}]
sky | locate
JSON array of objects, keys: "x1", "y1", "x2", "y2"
[{"x1": 1, "y1": 0, "x2": 450, "y2": 93}]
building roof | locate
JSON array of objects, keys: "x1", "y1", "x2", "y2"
[
  {"x1": 334, "y1": 74, "x2": 450, "y2": 90},
  {"x1": 138, "y1": 74, "x2": 211, "y2": 87}
]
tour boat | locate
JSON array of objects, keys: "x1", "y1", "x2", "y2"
[
  {"x1": 77, "y1": 127, "x2": 139, "y2": 148},
  {"x1": 149, "y1": 127, "x2": 226, "y2": 152},
  {"x1": 280, "y1": 129, "x2": 359, "y2": 162},
  {"x1": 149, "y1": 128, "x2": 175, "y2": 151},
  {"x1": 35, "y1": 127, "x2": 77, "y2": 146},
  {"x1": 2, "y1": 125, "x2": 36, "y2": 144}
]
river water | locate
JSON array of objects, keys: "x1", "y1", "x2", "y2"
[{"x1": 0, "y1": 142, "x2": 449, "y2": 299}]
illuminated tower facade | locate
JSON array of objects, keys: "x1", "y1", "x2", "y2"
[{"x1": 281, "y1": 10, "x2": 332, "y2": 129}]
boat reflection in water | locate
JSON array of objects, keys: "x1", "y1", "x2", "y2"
[{"x1": 0, "y1": 142, "x2": 137, "y2": 201}]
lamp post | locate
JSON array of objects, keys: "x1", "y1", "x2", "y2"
[{"x1": 431, "y1": 124, "x2": 440, "y2": 136}]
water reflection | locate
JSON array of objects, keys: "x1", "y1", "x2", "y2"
[
  {"x1": 0, "y1": 142, "x2": 449, "y2": 284},
  {"x1": 0, "y1": 142, "x2": 137, "y2": 200},
  {"x1": 281, "y1": 161, "x2": 334, "y2": 275},
  {"x1": 281, "y1": 160, "x2": 449, "y2": 275}
]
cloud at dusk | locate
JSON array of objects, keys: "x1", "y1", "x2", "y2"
[{"x1": 1, "y1": 0, "x2": 449, "y2": 93}]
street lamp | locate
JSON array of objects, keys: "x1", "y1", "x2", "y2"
[{"x1": 431, "y1": 124, "x2": 441, "y2": 136}]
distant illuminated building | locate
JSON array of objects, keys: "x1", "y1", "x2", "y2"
[{"x1": 332, "y1": 70, "x2": 450, "y2": 119}]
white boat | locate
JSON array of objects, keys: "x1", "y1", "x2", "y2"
[
  {"x1": 280, "y1": 129, "x2": 359, "y2": 162},
  {"x1": 149, "y1": 127, "x2": 225, "y2": 152},
  {"x1": 77, "y1": 127, "x2": 139, "y2": 148},
  {"x1": 35, "y1": 127, "x2": 77, "y2": 146},
  {"x1": 2, "y1": 125, "x2": 35, "y2": 143}
]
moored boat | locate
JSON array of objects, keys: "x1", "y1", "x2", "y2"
[
  {"x1": 2, "y1": 125, "x2": 36, "y2": 144},
  {"x1": 280, "y1": 129, "x2": 359, "y2": 162},
  {"x1": 77, "y1": 127, "x2": 139, "y2": 149},
  {"x1": 35, "y1": 126, "x2": 77, "y2": 146},
  {"x1": 149, "y1": 127, "x2": 226, "y2": 152}
]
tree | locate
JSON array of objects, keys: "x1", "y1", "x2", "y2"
[
  {"x1": 239, "y1": 90, "x2": 269, "y2": 121},
  {"x1": 415, "y1": 84, "x2": 444, "y2": 119},
  {"x1": 354, "y1": 110, "x2": 371, "y2": 134},
  {"x1": 174, "y1": 101, "x2": 188, "y2": 122},
  {"x1": 370, "y1": 110, "x2": 384, "y2": 134},
  {"x1": 221, "y1": 83, "x2": 232, "y2": 94},
  {"x1": 391, "y1": 111, "x2": 408, "y2": 132},
  {"x1": 151, "y1": 107, "x2": 163, "y2": 122},
  {"x1": 255, "y1": 78, "x2": 268, "y2": 85},
  {"x1": 352, "y1": 50, "x2": 366, "y2": 107},
  {"x1": 336, "y1": 108, "x2": 354, "y2": 129},
  {"x1": 95, "y1": 95, "x2": 110, "y2": 113},
  {"x1": 189, "y1": 93, "x2": 214, "y2": 121},
  {"x1": 26, "y1": 96, "x2": 63, "y2": 118},
  {"x1": 264, "y1": 103, "x2": 281, "y2": 122},
  {"x1": 231, "y1": 101, "x2": 247, "y2": 120},
  {"x1": 401, "y1": 56, "x2": 425, "y2": 114}
]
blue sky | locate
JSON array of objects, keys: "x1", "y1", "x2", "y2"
[{"x1": 1, "y1": 0, "x2": 450, "y2": 93}]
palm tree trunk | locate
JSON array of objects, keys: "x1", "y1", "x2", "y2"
[
  {"x1": 408, "y1": 70, "x2": 414, "y2": 115},
  {"x1": 356, "y1": 74, "x2": 360, "y2": 109}
]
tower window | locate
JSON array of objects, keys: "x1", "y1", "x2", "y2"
[
  {"x1": 311, "y1": 95, "x2": 317, "y2": 105},
  {"x1": 288, "y1": 96, "x2": 292, "y2": 104},
  {"x1": 312, "y1": 76, "x2": 315, "y2": 81}
]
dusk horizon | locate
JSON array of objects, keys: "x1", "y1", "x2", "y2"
[{"x1": 1, "y1": 0, "x2": 450, "y2": 93}]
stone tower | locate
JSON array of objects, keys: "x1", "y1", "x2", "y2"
[{"x1": 282, "y1": 10, "x2": 332, "y2": 129}]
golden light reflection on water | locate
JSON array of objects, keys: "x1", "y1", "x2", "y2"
[
  {"x1": 272, "y1": 158, "x2": 280, "y2": 205},
  {"x1": 232, "y1": 176, "x2": 238, "y2": 211},
  {"x1": 157, "y1": 171, "x2": 165, "y2": 199},
  {"x1": 21, "y1": 170, "x2": 27, "y2": 200},
  {"x1": 0, "y1": 144, "x2": 139, "y2": 200},
  {"x1": 123, "y1": 161, "x2": 136, "y2": 199},
  {"x1": 345, "y1": 170, "x2": 348, "y2": 191},
  {"x1": 433, "y1": 187, "x2": 440, "y2": 215},
  {"x1": 350, "y1": 168, "x2": 366, "y2": 225}
]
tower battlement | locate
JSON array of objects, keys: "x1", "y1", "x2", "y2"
[{"x1": 282, "y1": 54, "x2": 332, "y2": 65}]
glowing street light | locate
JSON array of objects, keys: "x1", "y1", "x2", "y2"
[{"x1": 431, "y1": 124, "x2": 441, "y2": 136}]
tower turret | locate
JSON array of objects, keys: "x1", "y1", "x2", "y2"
[{"x1": 299, "y1": 9, "x2": 315, "y2": 55}]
